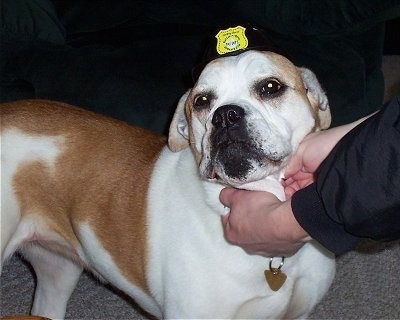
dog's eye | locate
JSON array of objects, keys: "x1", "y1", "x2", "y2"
[
  {"x1": 259, "y1": 79, "x2": 283, "y2": 98},
  {"x1": 194, "y1": 95, "x2": 211, "y2": 109}
]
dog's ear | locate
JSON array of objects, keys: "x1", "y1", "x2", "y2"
[
  {"x1": 299, "y1": 67, "x2": 331, "y2": 130},
  {"x1": 168, "y1": 90, "x2": 191, "y2": 152}
]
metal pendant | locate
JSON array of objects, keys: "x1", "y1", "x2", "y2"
[{"x1": 264, "y1": 256, "x2": 287, "y2": 291}]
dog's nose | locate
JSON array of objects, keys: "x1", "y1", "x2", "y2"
[{"x1": 212, "y1": 105, "x2": 244, "y2": 128}]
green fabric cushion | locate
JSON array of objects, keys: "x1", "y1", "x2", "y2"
[
  {"x1": 1, "y1": 0, "x2": 399, "y2": 132},
  {"x1": 0, "y1": 0, "x2": 65, "y2": 57},
  {"x1": 233, "y1": 0, "x2": 400, "y2": 36}
]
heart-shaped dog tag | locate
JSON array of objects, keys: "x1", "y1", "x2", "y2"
[{"x1": 264, "y1": 268, "x2": 287, "y2": 291}]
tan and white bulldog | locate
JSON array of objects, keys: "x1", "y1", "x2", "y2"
[{"x1": 1, "y1": 50, "x2": 335, "y2": 319}]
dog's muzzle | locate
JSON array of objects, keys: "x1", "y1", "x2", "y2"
[{"x1": 208, "y1": 104, "x2": 267, "y2": 182}]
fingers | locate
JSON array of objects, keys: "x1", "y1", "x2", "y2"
[
  {"x1": 283, "y1": 152, "x2": 303, "y2": 179},
  {"x1": 219, "y1": 188, "x2": 307, "y2": 257},
  {"x1": 221, "y1": 209, "x2": 230, "y2": 226},
  {"x1": 239, "y1": 243, "x2": 304, "y2": 257},
  {"x1": 284, "y1": 185, "x2": 299, "y2": 198},
  {"x1": 223, "y1": 213, "x2": 305, "y2": 256},
  {"x1": 219, "y1": 187, "x2": 237, "y2": 207},
  {"x1": 282, "y1": 171, "x2": 315, "y2": 198}
]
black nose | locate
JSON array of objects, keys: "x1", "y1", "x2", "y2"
[{"x1": 211, "y1": 105, "x2": 245, "y2": 128}]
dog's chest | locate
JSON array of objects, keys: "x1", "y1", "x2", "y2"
[{"x1": 144, "y1": 148, "x2": 291, "y2": 317}]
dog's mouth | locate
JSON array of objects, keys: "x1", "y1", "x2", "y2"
[
  {"x1": 207, "y1": 168, "x2": 220, "y2": 180},
  {"x1": 205, "y1": 141, "x2": 286, "y2": 185}
]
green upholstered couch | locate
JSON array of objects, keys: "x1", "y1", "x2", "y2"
[{"x1": 1, "y1": 0, "x2": 399, "y2": 134}]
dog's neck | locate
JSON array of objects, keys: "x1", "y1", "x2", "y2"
[{"x1": 237, "y1": 170, "x2": 285, "y2": 201}]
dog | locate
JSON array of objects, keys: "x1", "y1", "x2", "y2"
[{"x1": 1, "y1": 50, "x2": 335, "y2": 319}]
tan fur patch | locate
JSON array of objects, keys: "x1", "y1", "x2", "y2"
[{"x1": 2, "y1": 100, "x2": 165, "y2": 292}]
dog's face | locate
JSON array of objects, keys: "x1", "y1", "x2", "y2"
[{"x1": 169, "y1": 51, "x2": 331, "y2": 187}]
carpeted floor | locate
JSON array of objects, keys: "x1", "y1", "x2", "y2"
[{"x1": 1, "y1": 56, "x2": 400, "y2": 319}]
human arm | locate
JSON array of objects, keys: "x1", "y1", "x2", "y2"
[{"x1": 293, "y1": 94, "x2": 400, "y2": 254}]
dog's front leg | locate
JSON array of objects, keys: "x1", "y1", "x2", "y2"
[{"x1": 21, "y1": 245, "x2": 83, "y2": 319}]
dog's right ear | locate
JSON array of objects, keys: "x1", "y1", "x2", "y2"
[
  {"x1": 299, "y1": 67, "x2": 331, "y2": 130},
  {"x1": 168, "y1": 90, "x2": 191, "y2": 152}
]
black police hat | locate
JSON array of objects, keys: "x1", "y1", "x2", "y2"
[{"x1": 192, "y1": 24, "x2": 285, "y2": 82}]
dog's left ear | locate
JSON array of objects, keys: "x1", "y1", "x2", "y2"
[
  {"x1": 299, "y1": 67, "x2": 331, "y2": 130},
  {"x1": 168, "y1": 90, "x2": 191, "y2": 152}
]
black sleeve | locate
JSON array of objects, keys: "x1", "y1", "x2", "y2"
[{"x1": 291, "y1": 94, "x2": 400, "y2": 255}]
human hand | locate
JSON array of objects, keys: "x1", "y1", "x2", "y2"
[
  {"x1": 220, "y1": 188, "x2": 311, "y2": 257},
  {"x1": 283, "y1": 113, "x2": 375, "y2": 197},
  {"x1": 283, "y1": 131, "x2": 328, "y2": 197},
  {"x1": 283, "y1": 123, "x2": 360, "y2": 197}
]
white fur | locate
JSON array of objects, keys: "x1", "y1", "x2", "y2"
[
  {"x1": 21, "y1": 243, "x2": 83, "y2": 319},
  {"x1": 78, "y1": 223, "x2": 162, "y2": 317},
  {"x1": 147, "y1": 147, "x2": 334, "y2": 318}
]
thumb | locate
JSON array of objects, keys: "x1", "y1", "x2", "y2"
[{"x1": 219, "y1": 187, "x2": 236, "y2": 207}]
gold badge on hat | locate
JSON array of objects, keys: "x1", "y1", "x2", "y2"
[{"x1": 215, "y1": 26, "x2": 248, "y2": 55}]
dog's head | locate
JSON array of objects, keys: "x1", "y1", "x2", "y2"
[{"x1": 168, "y1": 50, "x2": 331, "y2": 187}]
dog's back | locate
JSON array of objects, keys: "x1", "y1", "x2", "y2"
[{"x1": 1, "y1": 100, "x2": 165, "y2": 259}]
